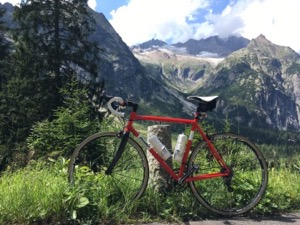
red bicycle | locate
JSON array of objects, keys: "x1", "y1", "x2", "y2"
[{"x1": 68, "y1": 93, "x2": 268, "y2": 216}]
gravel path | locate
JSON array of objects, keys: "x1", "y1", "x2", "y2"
[{"x1": 141, "y1": 212, "x2": 300, "y2": 225}]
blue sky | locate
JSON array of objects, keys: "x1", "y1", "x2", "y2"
[
  {"x1": 2, "y1": 0, "x2": 300, "y2": 52},
  {"x1": 96, "y1": 0, "x2": 128, "y2": 20}
]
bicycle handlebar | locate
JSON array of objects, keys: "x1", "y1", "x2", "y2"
[{"x1": 107, "y1": 97, "x2": 125, "y2": 117}]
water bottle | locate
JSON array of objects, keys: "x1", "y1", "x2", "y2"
[
  {"x1": 173, "y1": 133, "x2": 187, "y2": 162},
  {"x1": 148, "y1": 135, "x2": 171, "y2": 160}
]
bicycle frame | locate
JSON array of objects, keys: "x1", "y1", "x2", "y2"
[{"x1": 120, "y1": 110, "x2": 231, "y2": 183}]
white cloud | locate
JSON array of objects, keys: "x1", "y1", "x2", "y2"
[
  {"x1": 203, "y1": 5, "x2": 244, "y2": 38},
  {"x1": 87, "y1": 0, "x2": 96, "y2": 10},
  {"x1": 109, "y1": 0, "x2": 210, "y2": 46},
  {"x1": 109, "y1": 0, "x2": 300, "y2": 53},
  {"x1": 0, "y1": 0, "x2": 20, "y2": 6}
]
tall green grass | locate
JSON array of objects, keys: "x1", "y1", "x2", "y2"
[
  {"x1": 255, "y1": 167, "x2": 300, "y2": 214},
  {"x1": 0, "y1": 158, "x2": 69, "y2": 225},
  {"x1": 0, "y1": 157, "x2": 300, "y2": 224}
]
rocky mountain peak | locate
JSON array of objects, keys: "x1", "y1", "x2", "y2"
[
  {"x1": 253, "y1": 34, "x2": 271, "y2": 44},
  {"x1": 131, "y1": 39, "x2": 167, "y2": 50},
  {"x1": 0, "y1": 2, "x2": 15, "y2": 26},
  {"x1": 247, "y1": 34, "x2": 299, "y2": 61},
  {"x1": 248, "y1": 34, "x2": 278, "y2": 54}
]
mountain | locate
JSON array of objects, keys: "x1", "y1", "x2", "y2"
[
  {"x1": 86, "y1": 10, "x2": 185, "y2": 111},
  {"x1": 173, "y1": 35, "x2": 250, "y2": 57},
  {"x1": 131, "y1": 36, "x2": 248, "y2": 95},
  {"x1": 0, "y1": 2, "x2": 14, "y2": 26},
  {"x1": 134, "y1": 35, "x2": 300, "y2": 131},
  {"x1": 132, "y1": 46, "x2": 223, "y2": 92},
  {"x1": 131, "y1": 39, "x2": 168, "y2": 50},
  {"x1": 196, "y1": 34, "x2": 300, "y2": 131},
  {"x1": 87, "y1": 11, "x2": 147, "y2": 98}
]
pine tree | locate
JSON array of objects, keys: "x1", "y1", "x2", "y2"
[
  {"x1": 0, "y1": 7, "x2": 12, "y2": 169},
  {"x1": 13, "y1": 0, "x2": 100, "y2": 82},
  {"x1": 0, "y1": 0, "x2": 101, "y2": 168},
  {"x1": 0, "y1": 7, "x2": 9, "y2": 90}
]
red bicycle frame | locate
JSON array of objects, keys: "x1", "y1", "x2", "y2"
[{"x1": 123, "y1": 110, "x2": 231, "y2": 183}]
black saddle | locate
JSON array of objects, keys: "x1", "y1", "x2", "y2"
[{"x1": 187, "y1": 96, "x2": 219, "y2": 112}]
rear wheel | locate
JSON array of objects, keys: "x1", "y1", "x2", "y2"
[
  {"x1": 188, "y1": 133, "x2": 268, "y2": 216},
  {"x1": 68, "y1": 132, "x2": 149, "y2": 206}
]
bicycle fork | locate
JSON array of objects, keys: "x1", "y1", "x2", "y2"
[{"x1": 105, "y1": 131, "x2": 129, "y2": 175}]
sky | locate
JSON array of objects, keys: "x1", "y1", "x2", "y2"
[{"x1": 1, "y1": 0, "x2": 300, "y2": 53}]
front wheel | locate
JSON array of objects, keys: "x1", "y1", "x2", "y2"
[
  {"x1": 68, "y1": 132, "x2": 149, "y2": 206},
  {"x1": 188, "y1": 133, "x2": 268, "y2": 216}
]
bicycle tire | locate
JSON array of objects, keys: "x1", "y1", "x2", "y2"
[
  {"x1": 188, "y1": 133, "x2": 268, "y2": 216},
  {"x1": 68, "y1": 132, "x2": 149, "y2": 206}
]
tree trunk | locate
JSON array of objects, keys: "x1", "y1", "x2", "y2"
[{"x1": 147, "y1": 125, "x2": 173, "y2": 192}]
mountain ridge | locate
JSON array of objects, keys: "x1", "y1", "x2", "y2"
[{"x1": 132, "y1": 35, "x2": 250, "y2": 57}]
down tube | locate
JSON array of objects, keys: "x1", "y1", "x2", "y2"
[{"x1": 149, "y1": 148, "x2": 178, "y2": 180}]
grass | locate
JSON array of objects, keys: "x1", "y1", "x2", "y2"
[
  {"x1": 0, "y1": 158, "x2": 69, "y2": 225},
  {"x1": 255, "y1": 167, "x2": 300, "y2": 214},
  {"x1": 0, "y1": 156, "x2": 300, "y2": 224}
]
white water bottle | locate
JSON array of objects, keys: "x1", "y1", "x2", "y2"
[
  {"x1": 173, "y1": 134, "x2": 187, "y2": 162},
  {"x1": 148, "y1": 135, "x2": 171, "y2": 160}
]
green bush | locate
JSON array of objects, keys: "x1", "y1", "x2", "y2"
[{"x1": 27, "y1": 80, "x2": 103, "y2": 159}]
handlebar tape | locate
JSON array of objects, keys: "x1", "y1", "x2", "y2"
[{"x1": 107, "y1": 97, "x2": 125, "y2": 117}]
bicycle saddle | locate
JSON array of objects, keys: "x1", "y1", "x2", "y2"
[{"x1": 187, "y1": 96, "x2": 219, "y2": 112}]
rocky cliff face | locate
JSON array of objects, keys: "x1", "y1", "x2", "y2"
[
  {"x1": 88, "y1": 12, "x2": 183, "y2": 106},
  {"x1": 86, "y1": 10, "x2": 152, "y2": 99},
  {"x1": 0, "y1": 2, "x2": 14, "y2": 26}
]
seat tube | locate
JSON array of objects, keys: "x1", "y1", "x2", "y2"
[{"x1": 105, "y1": 131, "x2": 130, "y2": 175}]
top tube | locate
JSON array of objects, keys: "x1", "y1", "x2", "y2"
[{"x1": 129, "y1": 112, "x2": 198, "y2": 124}]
